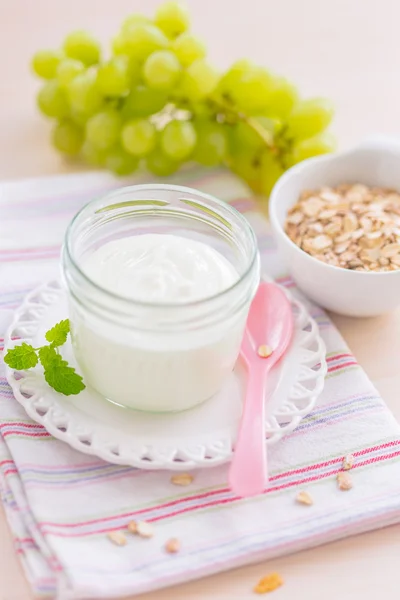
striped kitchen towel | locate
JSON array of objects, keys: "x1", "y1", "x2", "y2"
[{"x1": 1, "y1": 166, "x2": 400, "y2": 600}]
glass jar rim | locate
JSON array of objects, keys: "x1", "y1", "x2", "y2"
[{"x1": 63, "y1": 183, "x2": 259, "y2": 311}]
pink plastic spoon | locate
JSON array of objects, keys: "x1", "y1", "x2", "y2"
[{"x1": 229, "y1": 282, "x2": 294, "y2": 498}]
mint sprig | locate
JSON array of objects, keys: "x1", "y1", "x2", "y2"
[{"x1": 4, "y1": 320, "x2": 85, "y2": 396}]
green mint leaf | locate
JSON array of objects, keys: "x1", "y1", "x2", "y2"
[
  {"x1": 40, "y1": 346, "x2": 85, "y2": 396},
  {"x1": 45, "y1": 319, "x2": 70, "y2": 347},
  {"x1": 38, "y1": 345, "x2": 58, "y2": 369},
  {"x1": 45, "y1": 356, "x2": 85, "y2": 396},
  {"x1": 4, "y1": 343, "x2": 38, "y2": 370}
]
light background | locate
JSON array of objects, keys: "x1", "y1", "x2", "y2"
[{"x1": 1, "y1": 1, "x2": 400, "y2": 599}]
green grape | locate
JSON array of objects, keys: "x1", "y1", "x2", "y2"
[
  {"x1": 231, "y1": 66, "x2": 275, "y2": 114},
  {"x1": 102, "y1": 53, "x2": 141, "y2": 85},
  {"x1": 63, "y1": 31, "x2": 100, "y2": 66},
  {"x1": 52, "y1": 120, "x2": 83, "y2": 155},
  {"x1": 126, "y1": 57, "x2": 142, "y2": 82},
  {"x1": 160, "y1": 120, "x2": 196, "y2": 160},
  {"x1": 223, "y1": 59, "x2": 253, "y2": 80},
  {"x1": 263, "y1": 78, "x2": 299, "y2": 120},
  {"x1": 81, "y1": 141, "x2": 106, "y2": 166},
  {"x1": 286, "y1": 98, "x2": 334, "y2": 140},
  {"x1": 146, "y1": 147, "x2": 180, "y2": 176},
  {"x1": 121, "y1": 14, "x2": 151, "y2": 34},
  {"x1": 122, "y1": 85, "x2": 168, "y2": 118},
  {"x1": 56, "y1": 59, "x2": 85, "y2": 89},
  {"x1": 190, "y1": 102, "x2": 216, "y2": 119},
  {"x1": 229, "y1": 117, "x2": 278, "y2": 153},
  {"x1": 105, "y1": 145, "x2": 139, "y2": 176},
  {"x1": 32, "y1": 50, "x2": 62, "y2": 79},
  {"x1": 68, "y1": 70, "x2": 103, "y2": 116},
  {"x1": 193, "y1": 120, "x2": 227, "y2": 166},
  {"x1": 230, "y1": 150, "x2": 261, "y2": 191},
  {"x1": 97, "y1": 56, "x2": 130, "y2": 97},
  {"x1": 216, "y1": 59, "x2": 253, "y2": 101},
  {"x1": 70, "y1": 109, "x2": 88, "y2": 127},
  {"x1": 289, "y1": 132, "x2": 336, "y2": 165},
  {"x1": 143, "y1": 50, "x2": 181, "y2": 90},
  {"x1": 86, "y1": 109, "x2": 121, "y2": 150},
  {"x1": 172, "y1": 33, "x2": 206, "y2": 66},
  {"x1": 154, "y1": 1, "x2": 189, "y2": 38},
  {"x1": 179, "y1": 59, "x2": 219, "y2": 101},
  {"x1": 260, "y1": 152, "x2": 284, "y2": 197},
  {"x1": 112, "y1": 24, "x2": 168, "y2": 61},
  {"x1": 37, "y1": 81, "x2": 69, "y2": 118},
  {"x1": 121, "y1": 119, "x2": 156, "y2": 157},
  {"x1": 111, "y1": 35, "x2": 125, "y2": 56}
]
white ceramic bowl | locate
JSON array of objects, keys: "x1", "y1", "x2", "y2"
[{"x1": 269, "y1": 137, "x2": 400, "y2": 317}]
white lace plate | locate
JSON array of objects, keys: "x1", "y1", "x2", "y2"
[{"x1": 4, "y1": 281, "x2": 326, "y2": 470}]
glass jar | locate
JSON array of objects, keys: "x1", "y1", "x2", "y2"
[{"x1": 62, "y1": 184, "x2": 260, "y2": 412}]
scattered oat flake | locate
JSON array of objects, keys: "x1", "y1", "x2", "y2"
[
  {"x1": 127, "y1": 520, "x2": 138, "y2": 534},
  {"x1": 165, "y1": 537, "x2": 181, "y2": 554},
  {"x1": 254, "y1": 573, "x2": 284, "y2": 594},
  {"x1": 337, "y1": 471, "x2": 353, "y2": 490},
  {"x1": 342, "y1": 454, "x2": 354, "y2": 471},
  {"x1": 136, "y1": 521, "x2": 154, "y2": 538},
  {"x1": 171, "y1": 473, "x2": 194, "y2": 486},
  {"x1": 258, "y1": 345, "x2": 273, "y2": 358},
  {"x1": 296, "y1": 491, "x2": 313, "y2": 506},
  {"x1": 107, "y1": 530, "x2": 127, "y2": 546}
]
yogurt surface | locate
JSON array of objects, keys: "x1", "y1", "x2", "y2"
[{"x1": 82, "y1": 233, "x2": 238, "y2": 303}]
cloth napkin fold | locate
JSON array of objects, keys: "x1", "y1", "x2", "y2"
[{"x1": 1, "y1": 167, "x2": 400, "y2": 600}]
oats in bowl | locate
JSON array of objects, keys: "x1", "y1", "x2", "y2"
[
  {"x1": 284, "y1": 183, "x2": 400, "y2": 272},
  {"x1": 269, "y1": 140, "x2": 400, "y2": 316}
]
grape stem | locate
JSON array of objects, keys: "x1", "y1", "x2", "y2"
[
  {"x1": 208, "y1": 96, "x2": 278, "y2": 153},
  {"x1": 244, "y1": 116, "x2": 275, "y2": 149},
  {"x1": 155, "y1": 97, "x2": 279, "y2": 156},
  {"x1": 153, "y1": 96, "x2": 283, "y2": 171}
]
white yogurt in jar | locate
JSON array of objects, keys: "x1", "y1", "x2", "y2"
[
  {"x1": 83, "y1": 234, "x2": 238, "y2": 304},
  {"x1": 70, "y1": 233, "x2": 247, "y2": 412}
]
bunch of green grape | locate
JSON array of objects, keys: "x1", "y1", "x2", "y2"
[{"x1": 31, "y1": 0, "x2": 335, "y2": 198}]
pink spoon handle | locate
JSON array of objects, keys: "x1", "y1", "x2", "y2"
[{"x1": 229, "y1": 364, "x2": 270, "y2": 497}]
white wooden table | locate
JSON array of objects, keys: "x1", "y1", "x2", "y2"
[{"x1": 2, "y1": 1, "x2": 400, "y2": 598}]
